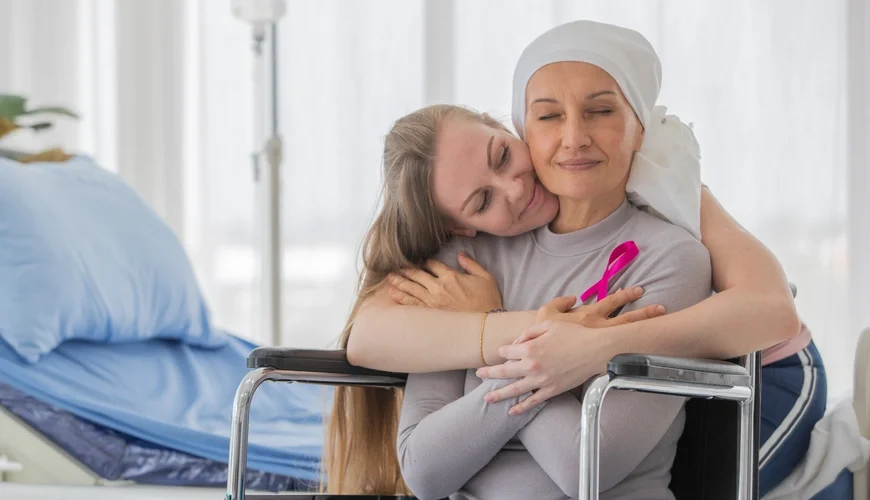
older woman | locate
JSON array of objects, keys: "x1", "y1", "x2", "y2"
[{"x1": 393, "y1": 21, "x2": 715, "y2": 500}]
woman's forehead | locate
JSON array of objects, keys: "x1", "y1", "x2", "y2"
[
  {"x1": 526, "y1": 62, "x2": 619, "y2": 97},
  {"x1": 438, "y1": 119, "x2": 498, "y2": 157}
]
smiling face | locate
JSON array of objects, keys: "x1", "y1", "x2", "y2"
[
  {"x1": 524, "y1": 62, "x2": 644, "y2": 206},
  {"x1": 429, "y1": 117, "x2": 560, "y2": 237}
]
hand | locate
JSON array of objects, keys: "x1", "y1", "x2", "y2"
[
  {"x1": 386, "y1": 252, "x2": 503, "y2": 313},
  {"x1": 476, "y1": 321, "x2": 617, "y2": 416},
  {"x1": 536, "y1": 287, "x2": 665, "y2": 326},
  {"x1": 476, "y1": 288, "x2": 666, "y2": 416}
]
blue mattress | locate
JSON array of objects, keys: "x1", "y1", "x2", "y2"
[
  {"x1": 0, "y1": 333, "x2": 330, "y2": 482},
  {"x1": 0, "y1": 382, "x2": 311, "y2": 491}
]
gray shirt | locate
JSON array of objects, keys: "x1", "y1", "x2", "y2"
[{"x1": 397, "y1": 200, "x2": 713, "y2": 500}]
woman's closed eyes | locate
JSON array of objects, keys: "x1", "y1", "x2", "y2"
[{"x1": 476, "y1": 145, "x2": 512, "y2": 214}]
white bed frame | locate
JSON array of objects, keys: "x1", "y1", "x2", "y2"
[
  {"x1": 0, "y1": 407, "x2": 285, "y2": 499},
  {"x1": 0, "y1": 483, "x2": 229, "y2": 500},
  {"x1": 0, "y1": 404, "x2": 127, "y2": 486}
]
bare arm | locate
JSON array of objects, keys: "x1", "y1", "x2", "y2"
[
  {"x1": 353, "y1": 187, "x2": 798, "y2": 375},
  {"x1": 346, "y1": 286, "x2": 536, "y2": 371},
  {"x1": 481, "y1": 188, "x2": 801, "y2": 413},
  {"x1": 604, "y1": 186, "x2": 800, "y2": 359}
]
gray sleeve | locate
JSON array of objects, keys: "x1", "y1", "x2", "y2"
[
  {"x1": 432, "y1": 235, "x2": 468, "y2": 271},
  {"x1": 397, "y1": 370, "x2": 545, "y2": 500},
  {"x1": 517, "y1": 238, "x2": 712, "y2": 496}
]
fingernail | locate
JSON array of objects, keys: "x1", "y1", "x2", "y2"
[
  {"x1": 656, "y1": 305, "x2": 665, "y2": 313},
  {"x1": 633, "y1": 286, "x2": 643, "y2": 295},
  {"x1": 476, "y1": 369, "x2": 484, "y2": 377},
  {"x1": 484, "y1": 396, "x2": 492, "y2": 404},
  {"x1": 508, "y1": 409, "x2": 516, "y2": 416}
]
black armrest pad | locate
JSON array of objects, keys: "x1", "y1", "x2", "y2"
[
  {"x1": 247, "y1": 347, "x2": 407, "y2": 382},
  {"x1": 608, "y1": 354, "x2": 750, "y2": 388}
]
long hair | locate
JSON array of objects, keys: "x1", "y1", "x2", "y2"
[{"x1": 323, "y1": 104, "x2": 510, "y2": 494}]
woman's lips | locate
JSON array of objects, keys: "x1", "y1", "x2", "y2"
[{"x1": 557, "y1": 159, "x2": 601, "y2": 171}]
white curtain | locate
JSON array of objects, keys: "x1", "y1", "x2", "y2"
[{"x1": 1, "y1": 0, "x2": 867, "y2": 402}]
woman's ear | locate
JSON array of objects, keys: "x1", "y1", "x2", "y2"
[{"x1": 633, "y1": 123, "x2": 645, "y2": 151}]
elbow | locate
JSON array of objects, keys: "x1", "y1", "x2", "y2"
[
  {"x1": 344, "y1": 330, "x2": 367, "y2": 367},
  {"x1": 397, "y1": 435, "x2": 462, "y2": 500},
  {"x1": 769, "y1": 293, "x2": 801, "y2": 343},
  {"x1": 401, "y1": 471, "x2": 451, "y2": 500},
  {"x1": 556, "y1": 472, "x2": 580, "y2": 499},
  {"x1": 399, "y1": 458, "x2": 455, "y2": 500},
  {"x1": 345, "y1": 311, "x2": 379, "y2": 368}
]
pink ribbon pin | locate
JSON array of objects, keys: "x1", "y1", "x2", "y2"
[{"x1": 580, "y1": 241, "x2": 640, "y2": 303}]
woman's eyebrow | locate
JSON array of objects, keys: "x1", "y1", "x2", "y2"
[
  {"x1": 530, "y1": 97, "x2": 558, "y2": 106},
  {"x1": 586, "y1": 90, "x2": 616, "y2": 100},
  {"x1": 529, "y1": 90, "x2": 615, "y2": 106}
]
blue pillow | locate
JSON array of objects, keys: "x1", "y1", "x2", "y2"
[{"x1": 0, "y1": 156, "x2": 227, "y2": 363}]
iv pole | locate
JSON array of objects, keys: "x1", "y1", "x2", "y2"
[{"x1": 232, "y1": 0, "x2": 286, "y2": 346}]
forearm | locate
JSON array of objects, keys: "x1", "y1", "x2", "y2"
[
  {"x1": 347, "y1": 292, "x2": 536, "y2": 372},
  {"x1": 605, "y1": 288, "x2": 798, "y2": 361},
  {"x1": 398, "y1": 375, "x2": 541, "y2": 499}
]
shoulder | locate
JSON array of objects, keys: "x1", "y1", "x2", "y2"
[
  {"x1": 435, "y1": 232, "x2": 533, "y2": 271},
  {"x1": 625, "y1": 206, "x2": 711, "y2": 278},
  {"x1": 433, "y1": 236, "x2": 470, "y2": 270},
  {"x1": 629, "y1": 206, "x2": 709, "y2": 260},
  {"x1": 618, "y1": 207, "x2": 713, "y2": 311}
]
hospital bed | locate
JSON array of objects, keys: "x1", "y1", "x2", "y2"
[
  {"x1": 0, "y1": 381, "x2": 306, "y2": 490},
  {"x1": 0, "y1": 335, "x2": 325, "y2": 498},
  {"x1": 0, "y1": 156, "x2": 328, "y2": 498}
]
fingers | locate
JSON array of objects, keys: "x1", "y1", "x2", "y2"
[
  {"x1": 457, "y1": 252, "x2": 492, "y2": 278},
  {"x1": 482, "y1": 378, "x2": 536, "y2": 404},
  {"x1": 608, "y1": 304, "x2": 666, "y2": 325},
  {"x1": 511, "y1": 323, "x2": 550, "y2": 345},
  {"x1": 539, "y1": 296, "x2": 577, "y2": 315},
  {"x1": 399, "y1": 267, "x2": 437, "y2": 289},
  {"x1": 388, "y1": 273, "x2": 430, "y2": 301},
  {"x1": 387, "y1": 287, "x2": 426, "y2": 307},
  {"x1": 497, "y1": 340, "x2": 539, "y2": 361},
  {"x1": 593, "y1": 287, "x2": 644, "y2": 317},
  {"x1": 475, "y1": 358, "x2": 532, "y2": 379},
  {"x1": 509, "y1": 388, "x2": 554, "y2": 415},
  {"x1": 424, "y1": 259, "x2": 455, "y2": 278}
]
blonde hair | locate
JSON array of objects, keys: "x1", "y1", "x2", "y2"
[{"x1": 323, "y1": 104, "x2": 510, "y2": 494}]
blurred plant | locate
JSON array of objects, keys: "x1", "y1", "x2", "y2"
[{"x1": 0, "y1": 94, "x2": 79, "y2": 163}]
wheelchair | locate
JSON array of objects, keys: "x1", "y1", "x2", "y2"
[
  {"x1": 223, "y1": 284, "x2": 804, "y2": 500},
  {"x1": 226, "y1": 348, "x2": 760, "y2": 500}
]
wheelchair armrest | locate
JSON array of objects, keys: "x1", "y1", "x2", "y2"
[
  {"x1": 247, "y1": 347, "x2": 407, "y2": 387},
  {"x1": 607, "y1": 354, "x2": 751, "y2": 388}
]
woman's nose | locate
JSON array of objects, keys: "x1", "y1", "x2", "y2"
[
  {"x1": 502, "y1": 175, "x2": 525, "y2": 203},
  {"x1": 562, "y1": 115, "x2": 592, "y2": 150}
]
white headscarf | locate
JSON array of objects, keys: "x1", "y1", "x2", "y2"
[{"x1": 512, "y1": 20, "x2": 702, "y2": 239}]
